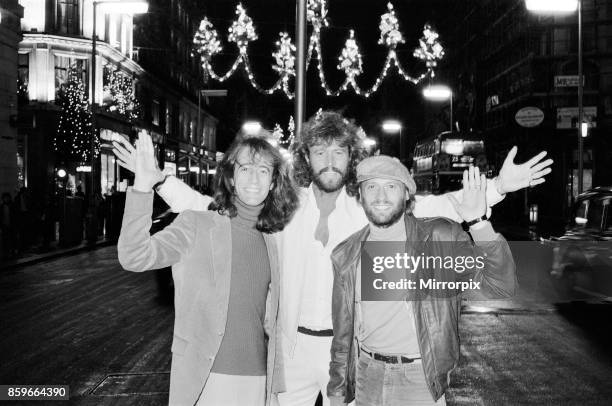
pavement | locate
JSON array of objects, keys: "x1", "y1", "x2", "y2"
[{"x1": 0, "y1": 237, "x2": 115, "y2": 271}]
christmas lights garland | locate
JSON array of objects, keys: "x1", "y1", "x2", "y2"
[
  {"x1": 193, "y1": 1, "x2": 444, "y2": 99},
  {"x1": 54, "y1": 68, "x2": 99, "y2": 163}
]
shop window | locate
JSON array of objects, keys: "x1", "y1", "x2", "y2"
[
  {"x1": 18, "y1": 53, "x2": 29, "y2": 103},
  {"x1": 100, "y1": 151, "x2": 117, "y2": 195}
]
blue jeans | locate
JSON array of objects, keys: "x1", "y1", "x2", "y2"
[{"x1": 355, "y1": 352, "x2": 447, "y2": 406}]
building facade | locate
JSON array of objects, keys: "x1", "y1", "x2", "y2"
[
  {"x1": 0, "y1": 0, "x2": 23, "y2": 196},
  {"x1": 443, "y1": 0, "x2": 612, "y2": 234},
  {"x1": 16, "y1": 0, "x2": 217, "y2": 212}
]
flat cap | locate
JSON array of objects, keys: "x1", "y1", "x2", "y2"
[{"x1": 356, "y1": 155, "x2": 417, "y2": 194}]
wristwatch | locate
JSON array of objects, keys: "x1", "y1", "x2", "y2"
[
  {"x1": 464, "y1": 214, "x2": 488, "y2": 227},
  {"x1": 153, "y1": 174, "x2": 171, "y2": 192}
]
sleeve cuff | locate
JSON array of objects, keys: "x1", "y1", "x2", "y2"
[
  {"x1": 469, "y1": 221, "x2": 498, "y2": 242},
  {"x1": 124, "y1": 190, "x2": 154, "y2": 213}
]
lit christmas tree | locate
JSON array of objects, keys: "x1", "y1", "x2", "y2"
[{"x1": 54, "y1": 68, "x2": 99, "y2": 163}]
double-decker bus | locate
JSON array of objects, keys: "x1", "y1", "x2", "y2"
[{"x1": 412, "y1": 131, "x2": 488, "y2": 194}]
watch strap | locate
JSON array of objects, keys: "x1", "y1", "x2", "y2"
[
  {"x1": 464, "y1": 214, "x2": 488, "y2": 227},
  {"x1": 153, "y1": 174, "x2": 171, "y2": 192}
]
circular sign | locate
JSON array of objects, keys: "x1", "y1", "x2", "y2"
[{"x1": 515, "y1": 107, "x2": 544, "y2": 128}]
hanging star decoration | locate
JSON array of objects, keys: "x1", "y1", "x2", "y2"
[
  {"x1": 413, "y1": 24, "x2": 445, "y2": 70},
  {"x1": 272, "y1": 123, "x2": 284, "y2": 142},
  {"x1": 337, "y1": 30, "x2": 363, "y2": 79},
  {"x1": 272, "y1": 32, "x2": 296, "y2": 77},
  {"x1": 378, "y1": 2, "x2": 404, "y2": 48},
  {"x1": 193, "y1": 17, "x2": 222, "y2": 69},
  {"x1": 307, "y1": 0, "x2": 329, "y2": 30},
  {"x1": 228, "y1": 3, "x2": 258, "y2": 53},
  {"x1": 279, "y1": 115, "x2": 295, "y2": 148}
]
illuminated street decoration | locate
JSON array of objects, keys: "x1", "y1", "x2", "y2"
[{"x1": 193, "y1": 1, "x2": 445, "y2": 99}]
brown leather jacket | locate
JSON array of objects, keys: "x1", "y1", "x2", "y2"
[{"x1": 327, "y1": 214, "x2": 517, "y2": 403}]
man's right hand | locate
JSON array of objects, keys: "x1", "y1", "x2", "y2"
[{"x1": 129, "y1": 132, "x2": 165, "y2": 192}]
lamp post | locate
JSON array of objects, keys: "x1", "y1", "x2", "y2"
[
  {"x1": 525, "y1": 0, "x2": 584, "y2": 193},
  {"x1": 243, "y1": 121, "x2": 262, "y2": 135},
  {"x1": 382, "y1": 120, "x2": 403, "y2": 161},
  {"x1": 89, "y1": 1, "x2": 148, "y2": 242},
  {"x1": 423, "y1": 85, "x2": 454, "y2": 133}
]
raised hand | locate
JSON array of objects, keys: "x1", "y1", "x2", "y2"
[
  {"x1": 112, "y1": 135, "x2": 137, "y2": 173},
  {"x1": 495, "y1": 146, "x2": 553, "y2": 194},
  {"x1": 449, "y1": 166, "x2": 487, "y2": 223},
  {"x1": 131, "y1": 132, "x2": 165, "y2": 192}
]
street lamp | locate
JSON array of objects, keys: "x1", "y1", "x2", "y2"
[
  {"x1": 382, "y1": 120, "x2": 403, "y2": 161},
  {"x1": 423, "y1": 85, "x2": 454, "y2": 133},
  {"x1": 89, "y1": 0, "x2": 148, "y2": 243},
  {"x1": 243, "y1": 121, "x2": 262, "y2": 135},
  {"x1": 525, "y1": 0, "x2": 584, "y2": 193}
]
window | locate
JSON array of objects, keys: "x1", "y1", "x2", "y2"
[
  {"x1": 56, "y1": 0, "x2": 80, "y2": 35},
  {"x1": 152, "y1": 99, "x2": 160, "y2": 126},
  {"x1": 553, "y1": 27, "x2": 570, "y2": 55},
  {"x1": 101, "y1": 150, "x2": 117, "y2": 196},
  {"x1": 575, "y1": 198, "x2": 604, "y2": 230},
  {"x1": 18, "y1": 53, "x2": 29, "y2": 103},
  {"x1": 54, "y1": 55, "x2": 87, "y2": 101},
  {"x1": 166, "y1": 105, "x2": 173, "y2": 135}
]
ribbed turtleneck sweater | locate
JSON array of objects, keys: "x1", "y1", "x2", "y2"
[{"x1": 211, "y1": 198, "x2": 271, "y2": 376}]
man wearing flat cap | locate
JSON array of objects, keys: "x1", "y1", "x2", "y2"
[{"x1": 327, "y1": 156, "x2": 517, "y2": 406}]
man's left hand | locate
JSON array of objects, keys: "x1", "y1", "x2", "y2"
[
  {"x1": 449, "y1": 166, "x2": 487, "y2": 222},
  {"x1": 495, "y1": 146, "x2": 553, "y2": 194}
]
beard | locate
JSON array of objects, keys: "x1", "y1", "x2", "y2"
[
  {"x1": 310, "y1": 166, "x2": 347, "y2": 193},
  {"x1": 363, "y1": 198, "x2": 406, "y2": 228}
]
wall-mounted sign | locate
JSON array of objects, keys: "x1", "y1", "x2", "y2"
[
  {"x1": 515, "y1": 107, "x2": 544, "y2": 128},
  {"x1": 554, "y1": 75, "x2": 584, "y2": 88}
]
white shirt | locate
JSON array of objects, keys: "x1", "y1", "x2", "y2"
[{"x1": 297, "y1": 186, "x2": 365, "y2": 331}]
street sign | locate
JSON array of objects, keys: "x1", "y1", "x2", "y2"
[
  {"x1": 556, "y1": 107, "x2": 597, "y2": 129},
  {"x1": 554, "y1": 75, "x2": 584, "y2": 87},
  {"x1": 515, "y1": 107, "x2": 544, "y2": 128}
]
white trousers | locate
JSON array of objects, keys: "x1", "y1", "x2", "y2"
[
  {"x1": 278, "y1": 332, "x2": 333, "y2": 406},
  {"x1": 196, "y1": 373, "x2": 266, "y2": 406}
]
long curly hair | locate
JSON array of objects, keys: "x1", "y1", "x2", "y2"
[
  {"x1": 209, "y1": 135, "x2": 299, "y2": 233},
  {"x1": 291, "y1": 110, "x2": 368, "y2": 197}
]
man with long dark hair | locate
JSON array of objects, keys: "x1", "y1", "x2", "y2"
[
  {"x1": 118, "y1": 133, "x2": 297, "y2": 405},
  {"x1": 114, "y1": 111, "x2": 552, "y2": 406}
]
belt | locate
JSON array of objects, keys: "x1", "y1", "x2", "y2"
[
  {"x1": 360, "y1": 347, "x2": 420, "y2": 364},
  {"x1": 297, "y1": 326, "x2": 334, "y2": 337}
]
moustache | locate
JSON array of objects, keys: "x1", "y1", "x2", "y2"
[{"x1": 317, "y1": 167, "x2": 344, "y2": 176}]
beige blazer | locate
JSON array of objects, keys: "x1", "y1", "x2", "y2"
[{"x1": 118, "y1": 191, "x2": 284, "y2": 405}]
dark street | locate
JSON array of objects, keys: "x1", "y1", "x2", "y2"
[{"x1": 1, "y1": 245, "x2": 611, "y2": 405}]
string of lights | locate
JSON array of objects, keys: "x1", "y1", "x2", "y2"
[
  {"x1": 54, "y1": 68, "x2": 99, "y2": 163},
  {"x1": 193, "y1": 1, "x2": 445, "y2": 99}
]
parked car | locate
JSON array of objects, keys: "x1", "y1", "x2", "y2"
[{"x1": 543, "y1": 187, "x2": 612, "y2": 300}]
